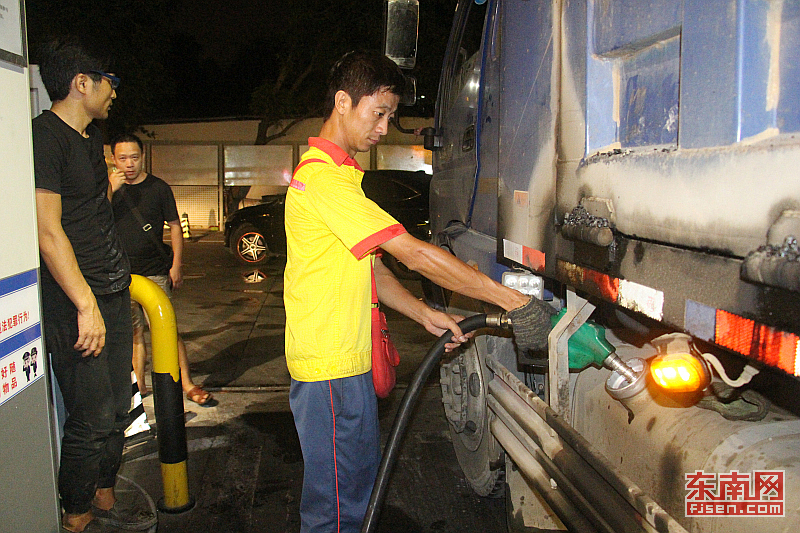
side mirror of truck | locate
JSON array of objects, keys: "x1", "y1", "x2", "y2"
[
  {"x1": 384, "y1": 0, "x2": 419, "y2": 69},
  {"x1": 400, "y1": 75, "x2": 417, "y2": 106}
]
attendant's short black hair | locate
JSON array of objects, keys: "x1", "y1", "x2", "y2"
[
  {"x1": 324, "y1": 50, "x2": 406, "y2": 119},
  {"x1": 37, "y1": 36, "x2": 111, "y2": 102},
  {"x1": 110, "y1": 133, "x2": 144, "y2": 154}
]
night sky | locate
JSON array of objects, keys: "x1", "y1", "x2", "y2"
[{"x1": 24, "y1": 0, "x2": 453, "y2": 134}]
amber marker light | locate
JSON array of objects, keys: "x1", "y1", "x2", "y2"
[{"x1": 650, "y1": 353, "x2": 711, "y2": 393}]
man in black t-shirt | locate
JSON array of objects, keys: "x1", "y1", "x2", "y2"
[
  {"x1": 109, "y1": 133, "x2": 213, "y2": 406},
  {"x1": 33, "y1": 38, "x2": 155, "y2": 533}
]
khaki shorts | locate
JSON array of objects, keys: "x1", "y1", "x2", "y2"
[{"x1": 130, "y1": 275, "x2": 172, "y2": 330}]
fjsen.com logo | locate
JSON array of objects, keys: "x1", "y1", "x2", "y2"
[{"x1": 685, "y1": 470, "x2": 784, "y2": 517}]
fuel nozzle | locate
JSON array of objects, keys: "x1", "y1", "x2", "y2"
[
  {"x1": 549, "y1": 308, "x2": 638, "y2": 382},
  {"x1": 500, "y1": 308, "x2": 640, "y2": 383},
  {"x1": 603, "y1": 352, "x2": 639, "y2": 384}
]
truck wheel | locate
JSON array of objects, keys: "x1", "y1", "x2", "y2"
[
  {"x1": 440, "y1": 335, "x2": 504, "y2": 497},
  {"x1": 232, "y1": 224, "x2": 269, "y2": 265}
]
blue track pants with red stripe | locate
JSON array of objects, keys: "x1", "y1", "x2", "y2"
[{"x1": 290, "y1": 372, "x2": 380, "y2": 533}]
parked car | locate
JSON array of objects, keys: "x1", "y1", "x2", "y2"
[{"x1": 224, "y1": 170, "x2": 431, "y2": 277}]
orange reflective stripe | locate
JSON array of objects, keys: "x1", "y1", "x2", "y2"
[
  {"x1": 757, "y1": 326, "x2": 797, "y2": 374},
  {"x1": 715, "y1": 310, "x2": 755, "y2": 356},
  {"x1": 715, "y1": 309, "x2": 800, "y2": 375}
]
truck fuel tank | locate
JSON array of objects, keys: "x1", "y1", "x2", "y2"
[{"x1": 571, "y1": 337, "x2": 800, "y2": 532}]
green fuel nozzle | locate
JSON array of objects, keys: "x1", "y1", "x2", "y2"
[{"x1": 551, "y1": 308, "x2": 639, "y2": 383}]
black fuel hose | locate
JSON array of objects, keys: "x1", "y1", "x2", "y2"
[{"x1": 361, "y1": 313, "x2": 504, "y2": 533}]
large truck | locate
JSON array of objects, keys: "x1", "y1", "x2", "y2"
[{"x1": 387, "y1": 1, "x2": 800, "y2": 531}]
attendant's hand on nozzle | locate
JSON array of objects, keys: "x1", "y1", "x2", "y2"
[{"x1": 507, "y1": 297, "x2": 556, "y2": 353}]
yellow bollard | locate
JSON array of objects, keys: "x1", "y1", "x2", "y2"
[{"x1": 128, "y1": 275, "x2": 195, "y2": 513}]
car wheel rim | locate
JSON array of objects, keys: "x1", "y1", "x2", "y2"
[{"x1": 238, "y1": 232, "x2": 267, "y2": 262}]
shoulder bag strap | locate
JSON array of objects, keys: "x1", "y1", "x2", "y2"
[{"x1": 118, "y1": 187, "x2": 173, "y2": 266}]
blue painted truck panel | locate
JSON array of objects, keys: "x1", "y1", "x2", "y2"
[
  {"x1": 432, "y1": 0, "x2": 800, "y2": 335},
  {"x1": 428, "y1": 2, "x2": 800, "y2": 532}
]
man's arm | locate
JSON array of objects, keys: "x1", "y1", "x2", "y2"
[
  {"x1": 373, "y1": 256, "x2": 468, "y2": 350},
  {"x1": 35, "y1": 189, "x2": 106, "y2": 356},
  {"x1": 380, "y1": 233, "x2": 555, "y2": 353},
  {"x1": 380, "y1": 233, "x2": 529, "y2": 312},
  {"x1": 167, "y1": 220, "x2": 183, "y2": 289}
]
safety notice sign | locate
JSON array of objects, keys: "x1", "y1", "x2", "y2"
[{"x1": 0, "y1": 269, "x2": 43, "y2": 407}]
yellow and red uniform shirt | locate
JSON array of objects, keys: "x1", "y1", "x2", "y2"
[{"x1": 283, "y1": 137, "x2": 407, "y2": 381}]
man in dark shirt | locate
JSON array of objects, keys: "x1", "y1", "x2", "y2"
[
  {"x1": 109, "y1": 132, "x2": 213, "y2": 406},
  {"x1": 33, "y1": 38, "x2": 155, "y2": 533}
]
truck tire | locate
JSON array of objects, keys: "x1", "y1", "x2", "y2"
[
  {"x1": 231, "y1": 223, "x2": 270, "y2": 266},
  {"x1": 440, "y1": 335, "x2": 504, "y2": 497}
]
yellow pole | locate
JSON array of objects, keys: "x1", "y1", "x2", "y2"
[{"x1": 128, "y1": 275, "x2": 194, "y2": 513}]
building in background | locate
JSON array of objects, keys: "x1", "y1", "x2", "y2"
[{"x1": 130, "y1": 117, "x2": 433, "y2": 229}]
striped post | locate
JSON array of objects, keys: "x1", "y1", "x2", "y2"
[
  {"x1": 125, "y1": 371, "x2": 150, "y2": 438},
  {"x1": 180, "y1": 213, "x2": 191, "y2": 239}
]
